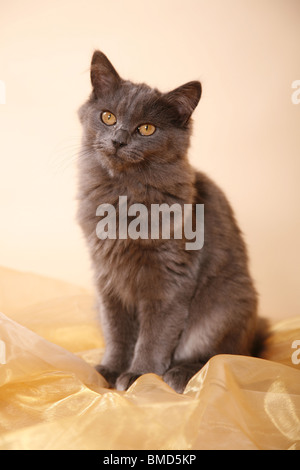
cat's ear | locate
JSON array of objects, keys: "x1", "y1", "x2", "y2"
[
  {"x1": 90, "y1": 50, "x2": 121, "y2": 97},
  {"x1": 164, "y1": 81, "x2": 202, "y2": 126}
]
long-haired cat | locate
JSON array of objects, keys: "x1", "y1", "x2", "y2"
[{"x1": 77, "y1": 51, "x2": 268, "y2": 393}]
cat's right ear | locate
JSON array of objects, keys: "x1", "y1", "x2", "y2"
[
  {"x1": 164, "y1": 81, "x2": 202, "y2": 126},
  {"x1": 90, "y1": 51, "x2": 121, "y2": 97}
]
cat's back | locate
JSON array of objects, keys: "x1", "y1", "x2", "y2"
[
  {"x1": 193, "y1": 170, "x2": 234, "y2": 214},
  {"x1": 193, "y1": 169, "x2": 243, "y2": 237},
  {"x1": 192, "y1": 169, "x2": 252, "y2": 277}
]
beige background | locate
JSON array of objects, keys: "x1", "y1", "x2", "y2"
[{"x1": 0, "y1": 0, "x2": 299, "y2": 321}]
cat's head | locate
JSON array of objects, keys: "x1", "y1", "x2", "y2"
[{"x1": 78, "y1": 51, "x2": 201, "y2": 173}]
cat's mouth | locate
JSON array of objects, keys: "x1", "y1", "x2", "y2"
[{"x1": 104, "y1": 148, "x2": 144, "y2": 164}]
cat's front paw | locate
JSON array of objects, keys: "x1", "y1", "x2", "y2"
[
  {"x1": 95, "y1": 364, "x2": 120, "y2": 388},
  {"x1": 163, "y1": 365, "x2": 199, "y2": 394},
  {"x1": 115, "y1": 372, "x2": 141, "y2": 391}
]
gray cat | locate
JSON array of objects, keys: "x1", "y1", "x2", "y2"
[{"x1": 77, "y1": 51, "x2": 268, "y2": 393}]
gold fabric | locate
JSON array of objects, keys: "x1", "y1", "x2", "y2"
[{"x1": 0, "y1": 266, "x2": 300, "y2": 450}]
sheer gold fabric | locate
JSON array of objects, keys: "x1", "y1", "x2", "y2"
[{"x1": 0, "y1": 266, "x2": 299, "y2": 450}]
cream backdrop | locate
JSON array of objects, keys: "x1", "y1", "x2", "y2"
[{"x1": 0, "y1": 0, "x2": 299, "y2": 321}]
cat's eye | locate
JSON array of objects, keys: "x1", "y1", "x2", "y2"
[
  {"x1": 138, "y1": 124, "x2": 156, "y2": 136},
  {"x1": 101, "y1": 111, "x2": 117, "y2": 126}
]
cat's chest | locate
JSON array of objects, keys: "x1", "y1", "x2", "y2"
[
  {"x1": 79, "y1": 174, "x2": 196, "y2": 304},
  {"x1": 95, "y1": 237, "x2": 169, "y2": 305}
]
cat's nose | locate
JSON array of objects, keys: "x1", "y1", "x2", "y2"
[{"x1": 112, "y1": 129, "x2": 129, "y2": 149}]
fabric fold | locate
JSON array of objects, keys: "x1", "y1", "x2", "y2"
[{"x1": 0, "y1": 266, "x2": 299, "y2": 449}]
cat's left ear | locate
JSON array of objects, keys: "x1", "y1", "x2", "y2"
[
  {"x1": 90, "y1": 50, "x2": 121, "y2": 97},
  {"x1": 164, "y1": 81, "x2": 202, "y2": 126}
]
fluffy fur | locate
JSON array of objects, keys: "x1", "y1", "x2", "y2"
[{"x1": 77, "y1": 51, "x2": 268, "y2": 393}]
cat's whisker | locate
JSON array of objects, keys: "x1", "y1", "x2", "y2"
[{"x1": 50, "y1": 145, "x2": 97, "y2": 174}]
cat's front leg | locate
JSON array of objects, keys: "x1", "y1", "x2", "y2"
[
  {"x1": 116, "y1": 300, "x2": 187, "y2": 390},
  {"x1": 96, "y1": 294, "x2": 138, "y2": 388}
]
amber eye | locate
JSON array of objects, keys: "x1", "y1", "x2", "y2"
[
  {"x1": 101, "y1": 111, "x2": 117, "y2": 126},
  {"x1": 138, "y1": 124, "x2": 156, "y2": 136}
]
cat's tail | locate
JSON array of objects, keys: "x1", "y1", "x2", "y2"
[{"x1": 251, "y1": 317, "x2": 271, "y2": 358}]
